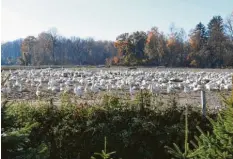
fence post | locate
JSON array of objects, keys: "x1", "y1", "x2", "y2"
[
  {"x1": 140, "y1": 89, "x2": 144, "y2": 112},
  {"x1": 201, "y1": 90, "x2": 206, "y2": 118}
]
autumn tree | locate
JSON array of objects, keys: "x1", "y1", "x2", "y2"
[
  {"x1": 114, "y1": 33, "x2": 129, "y2": 65},
  {"x1": 144, "y1": 27, "x2": 167, "y2": 65},
  {"x1": 35, "y1": 32, "x2": 54, "y2": 65},
  {"x1": 166, "y1": 24, "x2": 187, "y2": 67},
  {"x1": 188, "y1": 22, "x2": 208, "y2": 67},
  {"x1": 112, "y1": 56, "x2": 119, "y2": 65},
  {"x1": 20, "y1": 36, "x2": 36, "y2": 65},
  {"x1": 114, "y1": 33, "x2": 130, "y2": 57},
  {"x1": 114, "y1": 32, "x2": 147, "y2": 65}
]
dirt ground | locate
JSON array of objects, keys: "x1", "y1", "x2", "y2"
[{"x1": 2, "y1": 86, "x2": 231, "y2": 110}]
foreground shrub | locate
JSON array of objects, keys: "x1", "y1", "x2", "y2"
[
  {"x1": 1, "y1": 95, "x2": 215, "y2": 159},
  {"x1": 167, "y1": 96, "x2": 233, "y2": 159}
]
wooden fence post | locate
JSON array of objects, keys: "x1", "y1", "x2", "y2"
[
  {"x1": 140, "y1": 89, "x2": 144, "y2": 112},
  {"x1": 201, "y1": 90, "x2": 206, "y2": 118}
]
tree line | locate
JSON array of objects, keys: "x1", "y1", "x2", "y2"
[
  {"x1": 1, "y1": 13, "x2": 233, "y2": 68},
  {"x1": 113, "y1": 14, "x2": 233, "y2": 68},
  {"x1": 18, "y1": 28, "x2": 117, "y2": 66},
  {"x1": 1, "y1": 28, "x2": 117, "y2": 66}
]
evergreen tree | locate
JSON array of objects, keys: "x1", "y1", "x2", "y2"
[
  {"x1": 207, "y1": 16, "x2": 226, "y2": 67},
  {"x1": 168, "y1": 95, "x2": 233, "y2": 159}
]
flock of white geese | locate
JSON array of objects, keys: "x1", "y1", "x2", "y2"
[{"x1": 1, "y1": 68, "x2": 233, "y2": 98}]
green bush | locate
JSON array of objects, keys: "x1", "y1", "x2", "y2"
[
  {"x1": 1, "y1": 95, "x2": 216, "y2": 159},
  {"x1": 167, "y1": 96, "x2": 233, "y2": 159}
]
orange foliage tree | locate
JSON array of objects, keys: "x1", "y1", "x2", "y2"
[
  {"x1": 114, "y1": 41, "x2": 129, "y2": 57},
  {"x1": 145, "y1": 27, "x2": 167, "y2": 64},
  {"x1": 166, "y1": 34, "x2": 176, "y2": 48},
  {"x1": 112, "y1": 56, "x2": 119, "y2": 64}
]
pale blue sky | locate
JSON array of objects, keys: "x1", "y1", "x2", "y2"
[{"x1": 1, "y1": 0, "x2": 233, "y2": 42}]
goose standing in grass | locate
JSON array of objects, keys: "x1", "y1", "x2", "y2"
[
  {"x1": 18, "y1": 83, "x2": 23, "y2": 92},
  {"x1": 140, "y1": 85, "x2": 145, "y2": 90},
  {"x1": 38, "y1": 80, "x2": 43, "y2": 89},
  {"x1": 84, "y1": 83, "x2": 89, "y2": 93},
  {"x1": 148, "y1": 84, "x2": 153, "y2": 93},
  {"x1": 60, "y1": 83, "x2": 65, "y2": 91},
  {"x1": 106, "y1": 84, "x2": 111, "y2": 92},
  {"x1": 74, "y1": 85, "x2": 83, "y2": 97},
  {"x1": 90, "y1": 81, "x2": 100, "y2": 94},
  {"x1": 129, "y1": 84, "x2": 135, "y2": 98},
  {"x1": 36, "y1": 85, "x2": 41, "y2": 99},
  {"x1": 149, "y1": 84, "x2": 160, "y2": 95},
  {"x1": 1, "y1": 85, "x2": 11, "y2": 96},
  {"x1": 52, "y1": 85, "x2": 60, "y2": 93},
  {"x1": 224, "y1": 84, "x2": 232, "y2": 90},
  {"x1": 60, "y1": 86, "x2": 64, "y2": 92},
  {"x1": 14, "y1": 78, "x2": 20, "y2": 87},
  {"x1": 183, "y1": 84, "x2": 191, "y2": 103},
  {"x1": 184, "y1": 85, "x2": 191, "y2": 93},
  {"x1": 167, "y1": 84, "x2": 175, "y2": 94}
]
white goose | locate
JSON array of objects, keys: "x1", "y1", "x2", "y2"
[
  {"x1": 129, "y1": 84, "x2": 135, "y2": 97},
  {"x1": 184, "y1": 85, "x2": 191, "y2": 93},
  {"x1": 36, "y1": 85, "x2": 41, "y2": 98},
  {"x1": 167, "y1": 84, "x2": 175, "y2": 94},
  {"x1": 1, "y1": 86, "x2": 11, "y2": 95},
  {"x1": 90, "y1": 81, "x2": 99, "y2": 94},
  {"x1": 74, "y1": 85, "x2": 83, "y2": 97}
]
